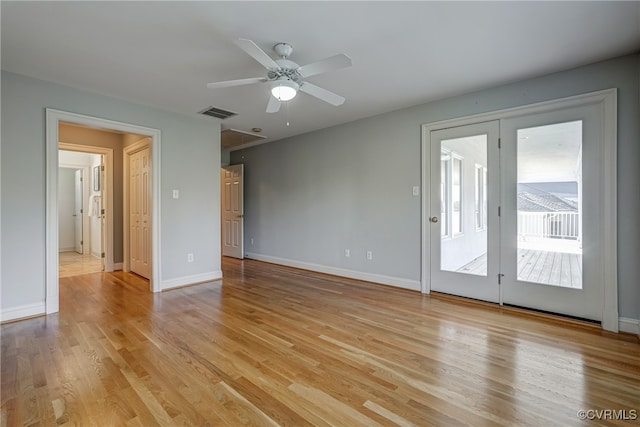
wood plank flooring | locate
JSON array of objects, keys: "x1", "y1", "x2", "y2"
[
  {"x1": 59, "y1": 251, "x2": 103, "y2": 278},
  {"x1": 457, "y1": 249, "x2": 582, "y2": 288},
  {"x1": 2, "y1": 258, "x2": 639, "y2": 426}
]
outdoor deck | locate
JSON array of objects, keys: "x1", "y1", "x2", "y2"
[{"x1": 457, "y1": 249, "x2": 582, "y2": 288}]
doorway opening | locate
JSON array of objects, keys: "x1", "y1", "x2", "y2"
[
  {"x1": 46, "y1": 109, "x2": 162, "y2": 315},
  {"x1": 58, "y1": 148, "x2": 103, "y2": 277}
]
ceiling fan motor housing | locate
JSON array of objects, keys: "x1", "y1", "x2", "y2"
[
  {"x1": 268, "y1": 59, "x2": 302, "y2": 83},
  {"x1": 273, "y1": 42, "x2": 293, "y2": 58}
]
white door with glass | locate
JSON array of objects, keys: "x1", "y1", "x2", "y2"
[
  {"x1": 221, "y1": 164, "x2": 244, "y2": 259},
  {"x1": 500, "y1": 103, "x2": 605, "y2": 321},
  {"x1": 430, "y1": 121, "x2": 500, "y2": 302}
]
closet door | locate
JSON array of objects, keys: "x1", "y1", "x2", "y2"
[{"x1": 130, "y1": 147, "x2": 151, "y2": 278}]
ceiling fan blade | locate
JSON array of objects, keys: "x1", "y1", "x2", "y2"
[
  {"x1": 235, "y1": 38, "x2": 280, "y2": 70},
  {"x1": 297, "y1": 54, "x2": 352, "y2": 78},
  {"x1": 206, "y1": 77, "x2": 267, "y2": 89},
  {"x1": 299, "y1": 82, "x2": 345, "y2": 106},
  {"x1": 266, "y1": 96, "x2": 281, "y2": 113}
]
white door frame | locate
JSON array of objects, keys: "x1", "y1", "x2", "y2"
[
  {"x1": 46, "y1": 109, "x2": 162, "y2": 315},
  {"x1": 421, "y1": 89, "x2": 618, "y2": 331}
]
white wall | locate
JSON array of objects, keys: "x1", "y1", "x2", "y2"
[
  {"x1": 1, "y1": 71, "x2": 222, "y2": 317},
  {"x1": 232, "y1": 53, "x2": 640, "y2": 321}
]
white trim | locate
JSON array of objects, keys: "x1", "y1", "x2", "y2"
[
  {"x1": 246, "y1": 253, "x2": 421, "y2": 291},
  {"x1": 161, "y1": 271, "x2": 223, "y2": 291},
  {"x1": 599, "y1": 91, "x2": 618, "y2": 332},
  {"x1": 618, "y1": 318, "x2": 640, "y2": 335},
  {"x1": 114, "y1": 262, "x2": 123, "y2": 271},
  {"x1": 1, "y1": 302, "x2": 46, "y2": 323},
  {"x1": 420, "y1": 89, "x2": 618, "y2": 331},
  {"x1": 46, "y1": 109, "x2": 162, "y2": 317}
]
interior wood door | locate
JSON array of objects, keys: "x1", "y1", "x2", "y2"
[
  {"x1": 130, "y1": 147, "x2": 151, "y2": 278},
  {"x1": 429, "y1": 121, "x2": 500, "y2": 302},
  {"x1": 74, "y1": 169, "x2": 83, "y2": 254},
  {"x1": 221, "y1": 164, "x2": 244, "y2": 259}
]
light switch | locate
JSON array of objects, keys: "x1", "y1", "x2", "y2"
[
  {"x1": 412, "y1": 186, "x2": 420, "y2": 196},
  {"x1": 172, "y1": 189, "x2": 179, "y2": 199}
]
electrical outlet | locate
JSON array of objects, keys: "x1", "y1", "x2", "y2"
[
  {"x1": 173, "y1": 189, "x2": 180, "y2": 199},
  {"x1": 250, "y1": 238, "x2": 254, "y2": 245},
  {"x1": 366, "y1": 251, "x2": 373, "y2": 260},
  {"x1": 187, "y1": 253, "x2": 194, "y2": 262},
  {"x1": 344, "y1": 249, "x2": 350, "y2": 258},
  {"x1": 413, "y1": 186, "x2": 420, "y2": 196}
]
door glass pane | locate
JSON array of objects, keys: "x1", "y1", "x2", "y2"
[
  {"x1": 440, "y1": 152, "x2": 449, "y2": 237},
  {"x1": 440, "y1": 135, "x2": 487, "y2": 276},
  {"x1": 452, "y1": 156, "x2": 463, "y2": 235},
  {"x1": 517, "y1": 121, "x2": 582, "y2": 288}
]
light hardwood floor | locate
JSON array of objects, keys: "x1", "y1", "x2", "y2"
[
  {"x1": 457, "y1": 249, "x2": 582, "y2": 288},
  {"x1": 2, "y1": 258, "x2": 639, "y2": 426},
  {"x1": 59, "y1": 251, "x2": 103, "y2": 278}
]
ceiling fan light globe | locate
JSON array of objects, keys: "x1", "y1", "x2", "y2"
[{"x1": 271, "y1": 79, "x2": 298, "y2": 101}]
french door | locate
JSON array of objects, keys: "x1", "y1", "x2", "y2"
[
  {"x1": 500, "y1": 103, "x2": 605, "y2": 321},
  {"x1": 429, "y1": 121, "x2": 500, "y2": 302},
  {"x1": 427, "y1": 92, "x2": 614, "y2": 324}
]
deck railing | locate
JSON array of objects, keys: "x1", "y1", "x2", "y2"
[{"x1": 517, "y1": 211, "x2": 580, "y2": 240}]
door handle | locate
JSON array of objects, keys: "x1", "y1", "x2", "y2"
[{"x1": 430, "y1": 216, "x2": 439, "y2": 223}]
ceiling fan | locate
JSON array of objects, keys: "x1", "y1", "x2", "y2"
[{"x1": 207, "y1": 39, "x2": 352, "y2": 113}]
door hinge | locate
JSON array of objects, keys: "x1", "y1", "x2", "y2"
[
  {"x1": 101, "y1": 165, "x2": 105, "y2": 171},
  {"x1": 498, "y1": 206, "x2": 501, "y2": 217},
  {"x1": 498, "y1": 138, "x2": 501, "y2": 148},
  {"x1": 101, "y1": 252, "x2": 105, "y2": 258},
  {"x1": 498, "y1": 273, "x2": 504, "y2": 284},
  {"x1": 80, "y1": 208, "x2": 83, "y2": 214},
  {"x1": 80, "y1": 240, "x2": 83, "y2": 246},
  {"x1": 101, "y1": 209, "x2": 105, "y2": 215}
]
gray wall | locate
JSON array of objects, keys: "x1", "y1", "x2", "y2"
[
  {"x1": 232, "y1": 53, "x2": 640, "y2": 320},
  {"x1": 1, "y1": 71, "x2": 222, "y2": 311}
]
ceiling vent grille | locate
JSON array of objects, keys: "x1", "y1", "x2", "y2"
[{"x1": 198, "y1": 106, "x2": 238, "y2": 120}]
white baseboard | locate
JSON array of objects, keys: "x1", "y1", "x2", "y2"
[
  {"x1": 59, "y1": 247, "x2": 75, "y2": 253},
  {"x1": 161, "y1": 271, "x2": 223, "y2": 291},
  {"x1": 113, "y1": 262, "x2": 123, "y2": 271},
  {"x1": 245, "y1": 253, "x2": 421, "y2": 291},
  {"x1": 1, "y1": 302, "x2": 46, "y2": 323},
  {"x1": 619, "y1": 317, "x2": 640, "y2": 335}
]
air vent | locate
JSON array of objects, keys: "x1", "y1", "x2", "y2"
[{"x1": 198, "y1": 106, "x2": 238, "y2": 120}]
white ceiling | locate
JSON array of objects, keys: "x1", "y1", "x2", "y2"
[{"x1": 2, "y1": 1, "x2": 639, "y2": 148}]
